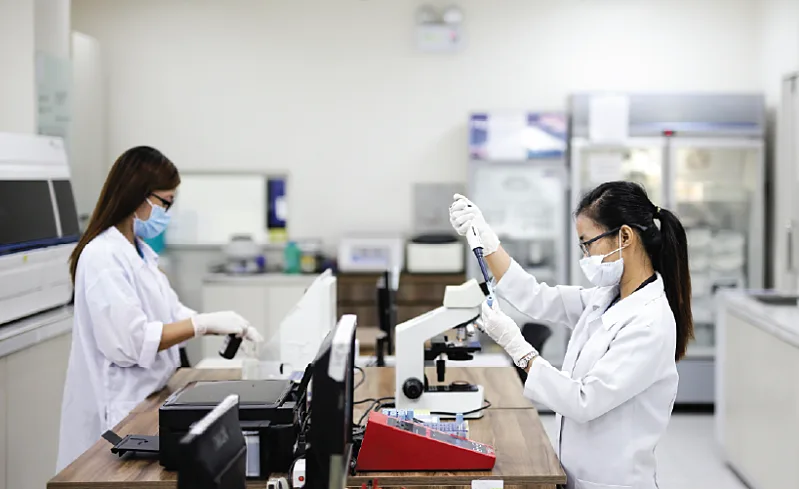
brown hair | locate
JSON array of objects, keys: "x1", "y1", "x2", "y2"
[{"x1": 69, "y1": 146, "x2": 180, "y2": 283}]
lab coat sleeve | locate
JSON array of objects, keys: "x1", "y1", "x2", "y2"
[
  {"x1": 494, "y1": 259, "x2": 592, "y2": 330},
  {"x1": 523, "y1": 319, "x2": 666, "y2": 423},
  {"x1": 165, "y1": 279, "x2": 196, "y2": 321},
  {"x1": 85, "y1": 268, "x2": 164, "y2": 369}
]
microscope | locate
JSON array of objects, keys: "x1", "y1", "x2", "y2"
[{"x1": 394, "y1": 279, "x2": 487, "y2": 418}]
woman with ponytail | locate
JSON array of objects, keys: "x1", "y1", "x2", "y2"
[{"x1": 449, "y1": 181, "x2": 692, "y2": 489}]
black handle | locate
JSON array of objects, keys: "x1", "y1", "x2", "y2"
[{"x1": 436, "y1": 358, "x2": 446, "y2": 382}]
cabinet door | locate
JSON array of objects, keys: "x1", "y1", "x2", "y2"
[
  {"x1": 0, "y1": 357, "x2": 6, "y2": 489},
  {"x1": 570, "y1": 138, "x2": 666, "y2": 285},
  {"x1": 779, "y1": 75, "x2": 799, "y2": 292},
  {"x1": 6, "y1": 332, "x2": 72, "y2": 489},
  {"x1": 669, "y1": 139, "x2": 764, "y2": 351}
]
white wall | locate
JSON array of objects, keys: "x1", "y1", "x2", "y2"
[
  {"x1": 71, "y1": 0, "x2": 763, "y2": 246},
  {"x1": 0, "y1": 0, "x2": 36, "y2": 133},
  {"x1": 70, "y1": 32, "x2": 106, "y2": 218},
  {"x1": 35, "y1": 0, "x2": 71, "y2": 58}
]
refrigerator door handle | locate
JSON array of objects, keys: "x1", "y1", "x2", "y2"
[{"x1": 788, "y1": 221, "x2": 795, "y2": 273}]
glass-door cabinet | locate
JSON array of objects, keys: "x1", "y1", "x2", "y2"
[
  {"x1": 569, "y1": 138, "x2": 666, "y2": 286},
  {"x1": 669, "y1": 138, "x2": 765, "y2": 352}
]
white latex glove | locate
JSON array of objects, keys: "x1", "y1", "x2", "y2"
[
  {"x1": 449, "y1": 194, "x2": 500, "y2": 255},
  {"x1": 191, "y1": 311, "x2": 264, "y2": 343},
  {"x1": 480, "y1": 301, "x2": 536, "y2": 365}
]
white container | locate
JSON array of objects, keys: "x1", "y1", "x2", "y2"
[
  {"x1": 690, "y1": 253, "x2": 710, "y2": 273},
  {"x1": 709, "y1": 231, "x2": 745, "y2": 255},
  {"x1": 338, "y1": 236, "x2": 405, "y2": 272},
  {"x1": 691, "y1": 272, "x2": 712, "y2": 297},
  {"x1": 687, "y1": 228, "x2": 713, "y2": 249},
  {"x1": 406, "y1": 242, "x2": 464, "y2": 273},
  {"x1": 710, "y1": 253, "x2": 745, "y2": 272}
]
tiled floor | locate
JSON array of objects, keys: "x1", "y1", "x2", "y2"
[{"x1": 538, "y1": 413, "x2": 749, "y2": 489}]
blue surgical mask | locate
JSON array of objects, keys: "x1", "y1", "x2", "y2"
[{"x1": 134, "y1": 199, "x2": 171, "y2": 239}]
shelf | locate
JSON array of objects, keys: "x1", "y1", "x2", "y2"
[{"x1": 684, "y1": 346, "x2": 715, "y2": 359}]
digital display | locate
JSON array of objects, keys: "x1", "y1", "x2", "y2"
[{"x1": 0, "y1": 181, "x2": 58, "y2": 249}]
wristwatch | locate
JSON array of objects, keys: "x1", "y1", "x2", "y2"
[{"x1": 516, "y1": 351, "x2": 538, "y2": 369}]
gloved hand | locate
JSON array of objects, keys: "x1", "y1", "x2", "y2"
[
  {"x1": 191, "y1": 311, "x2": 264, "y2": 343},
  {"x1": 449, "y1": 194, "x2": 500, "y2": 255},
  {"x1": 480, "y1": 301, "x2": 536, "y2": 365}
]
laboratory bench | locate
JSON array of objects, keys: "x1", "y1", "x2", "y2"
[
  {"x1": 716, "y1": 291, "x2": 799, "y2": 489},
  {"x1": 49, "y1": 366, "x2": 565, "y2": 489}
]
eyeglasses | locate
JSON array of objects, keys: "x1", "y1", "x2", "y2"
[
  {"x1": 149, "y1": 193, "x2": 174, "y2": 211},
  {"x1": 579, "y1": 227, "x2": 620, "y2": 257}
]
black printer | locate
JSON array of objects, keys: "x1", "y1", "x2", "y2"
[{"x1": 159, "y1": 375, "x2": 309, "y2": 478}]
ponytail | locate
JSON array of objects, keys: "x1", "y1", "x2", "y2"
[
  {"x1": 653, "y1": 208, "x2": 694, "y2": 361},
  {"x1": 576, "y1": 181, "x2": 694, "y2": 362}
]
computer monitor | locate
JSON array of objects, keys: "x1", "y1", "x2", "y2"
[
  {"x1": 278, "y1": 269, "x2": 337, "y2": 370},
  {"x1": 305, "y1": 314, "x2": 357, "y2": 489},
  {"x1": 177, "y1": 394, "x2": 247, "y2": 489}
]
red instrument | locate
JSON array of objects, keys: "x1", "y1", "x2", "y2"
[{"x1": 356, "y1": 411, "x2": 496, "y2": 471}]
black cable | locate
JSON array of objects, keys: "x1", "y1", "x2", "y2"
[
  {"x1": 357, "y1": 396, "x2": 395, "y2": 426},
  {"x1": 430, "y1": 398, "x2": 492, "y2": 417},
  {"x1": 354, "y1": 366, "x2": 365, "y2": 390}
]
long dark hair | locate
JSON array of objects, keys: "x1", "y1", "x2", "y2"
[
  {"x1": 576, "y1": 181, "x2": 693, "y2": 361},
  {"x1": 69, "y1": 146, "x2": 180, "y2": 283}
]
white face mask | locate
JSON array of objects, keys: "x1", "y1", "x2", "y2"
[{"x1": 579, "y1": 232, "x2": 627, "y2": 287}]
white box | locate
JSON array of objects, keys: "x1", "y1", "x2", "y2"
[
  {"x1": 338, "y1": 237, "x2": 405, "y2": 272},
  {"x1": 406, "y1": 242, "x2": 464, "y2": 273}
]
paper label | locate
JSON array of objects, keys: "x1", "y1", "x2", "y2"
[
  {"x1": 472, "y1": 480, "x2": 503, "y2": 489},
  {"x1": 588, "y1": 153, "x2": 623, "y2": 184},
  {"x1": 589, "y1": 94, "x2": 630, "y2": 143}
]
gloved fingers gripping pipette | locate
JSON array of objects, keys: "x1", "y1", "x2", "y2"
[{"x1": 466, "y1": 225, "x2": 495, "y2": 315}]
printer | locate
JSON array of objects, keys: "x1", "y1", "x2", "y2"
[{"x1": 159, "y1": 374, "x2": 310, "y2": 478}]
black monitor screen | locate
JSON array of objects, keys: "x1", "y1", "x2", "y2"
[
  {"x1": 306, "y1": 315, "x2": 356, "y2": 489},
  {"x1": 53, "y1": 180, "x2": 80, "y2": 238},
  {"x1": 0, "y1": 181, "x2": 58, "y2": 251}
]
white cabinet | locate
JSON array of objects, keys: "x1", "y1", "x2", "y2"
[
  {"x1": 200, "y1": 274, "x2": 318, "y2": 360},
  {"x1": 776, "y1": 74, "x2": 799, "y2": 292},
  {"x1": 5, "y1": 332, "x2": 71, "y2": 489},
  {"x1": 0, "y1": 357, "x2": 6, "y2": 489},
  {"x1": 717, "y1": 299, "x2": 799, "y2": 489},
  {"x1": 0, "y1": 308, "x2": 72, "y2": 489}
]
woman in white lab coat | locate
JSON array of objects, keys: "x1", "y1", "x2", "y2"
[
  {"x1": 450, "y1": 181, "x2": 693, "y2": 489},
  {"x1": 56, "y1": 146, "x2": 263, "y2": 471}
]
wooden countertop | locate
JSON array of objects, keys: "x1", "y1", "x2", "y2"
[{"x1": 49, "y1": 367, "x2": 564, "y2": 488}]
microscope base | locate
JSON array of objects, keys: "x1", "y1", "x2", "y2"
[{"x1": 396, "y1": 385, "x2": 485, "y2": 419}]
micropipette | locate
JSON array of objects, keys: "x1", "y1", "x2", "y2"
[{"x1": 466, "y1": 226, "x2": 494, "y2": 308}]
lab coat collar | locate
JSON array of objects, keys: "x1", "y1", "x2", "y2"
[
  {"x1": 601, "y1": 273, "x2": 665, "y2": 329},
  {"x1": 106, "y1": 226, "x2": 157, "y2": 267}
]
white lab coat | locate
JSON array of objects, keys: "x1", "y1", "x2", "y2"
[
  {"x1": 56, "y1": 227, "x2": 195, "y2": 472},
  {"x1": 495, "y1": 260, "x2": 678, "y2": 489}
]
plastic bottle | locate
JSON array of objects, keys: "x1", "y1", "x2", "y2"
[{"x1": 284, "y1": 241, "x2": 301, "y2": 274}]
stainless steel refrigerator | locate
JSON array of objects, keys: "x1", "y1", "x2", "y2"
[
  {"x1": 468, "y1": 112, "x2": 571, "y2": 367},
  {"x1": 569, "y1": 93, "x2": 766, "y2": 405}
]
